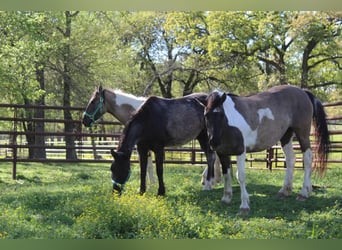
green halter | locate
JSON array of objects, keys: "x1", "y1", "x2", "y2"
[{"x1": 83, "y1": 96, "x2": 104, "y2": 126}]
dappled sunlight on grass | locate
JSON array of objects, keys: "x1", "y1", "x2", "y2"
[{"x1": 0, "y1": 162, "x2": 341, "y2": 239}]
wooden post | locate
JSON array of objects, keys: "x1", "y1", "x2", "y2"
[
  {"x1": 12, "y1": 107, "x2": 18, "y2": 180},
  {"x1": 266, "y1": 148, "x2": 274, "y2": 171}
]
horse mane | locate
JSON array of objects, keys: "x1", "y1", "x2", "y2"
[
  {"x1": 105, "y1": 88, "x2": 146, "y2": 102},
  {"x1": 117, "y1": 96, "x2": 159, "y2": 149}
]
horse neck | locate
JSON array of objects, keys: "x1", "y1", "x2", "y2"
[
  {"x1": 118, "y1": 120, "x2": 142, "y2": 156},
  {"x1": 104, "y1": 90, "x2": 145, "y2": 124}
]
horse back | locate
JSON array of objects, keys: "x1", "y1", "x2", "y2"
[
  {"x1": 142, "y1": 94, "x2": 207, "y2": 146},
  {"x1": 226, "y1": 85, "x2": 314, "y2": 152}
]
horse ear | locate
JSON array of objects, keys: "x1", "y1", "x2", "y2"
[
  {"x1": 111, "y1": 149, "x2": 118, "y2": 158},
  {"x1": 111, "y1": 149, "x2": 129, "y2": 160},
  {"x1": 219, "y1": 93, "x2": 227, "y2": 105},
  {"x1": 98, "y1": 85, "x2": 105, "y2": 100}
]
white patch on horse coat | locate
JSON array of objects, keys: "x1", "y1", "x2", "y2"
[
  {"x1": 222, "y1": 95, "x2": 275, "y2": 151},
  {"x1": 257, "y1": 108, "x2": 274, "y2": 123},
  {"x1": 222, "y1": 95, "x2": 258, "y2": 149},
  {"x1": 115, "y1": 90, "x2": 146, "y2": 109}
]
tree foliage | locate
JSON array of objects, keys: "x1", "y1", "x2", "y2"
[{"x1": 1, "y1": 10, "x2": 341, "y2": 106}]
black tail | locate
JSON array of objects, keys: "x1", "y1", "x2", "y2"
[{"x1": 305, "y1": 90, "x2": 331, "y2": 175}]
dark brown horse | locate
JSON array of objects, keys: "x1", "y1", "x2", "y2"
[
  {"x1": 110, "y1": 93, "x2": 217, "y2": 195},
  {"x1": 200, "y1": 85, "x2": 330, "y2": 214}
]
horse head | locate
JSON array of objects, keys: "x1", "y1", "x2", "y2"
[
  {"x1": 110, "y1": 148, "x2": 131, "y2": 194},
  {"x1": 203, "y1": 91, "x2": 227, "y2": 150},
  {"x1": 82, "y1": 86, "x2": 106, "y2": 127}
]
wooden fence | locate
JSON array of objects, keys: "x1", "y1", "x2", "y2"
[{"x1": 0, "y1": 101, "x2": 341, "y2": 180}]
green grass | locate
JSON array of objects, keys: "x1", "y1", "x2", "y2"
[{"x1": 0, "y1": 162, "x2": 341, "y2": 239}]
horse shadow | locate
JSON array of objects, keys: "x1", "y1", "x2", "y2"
[{"x1": 170, "y1": 183, "x2": 341, "y2": 221}]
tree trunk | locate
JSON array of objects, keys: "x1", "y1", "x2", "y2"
[
  {"x1": 62, "y1": 11, "x2": 78, "y2": 160},
  {"x1": 301, "y1": 38, "x2": 318, "y2": 89},
  {"x1": 33, "y1": 63, "x2": 46, "y2": 159}
]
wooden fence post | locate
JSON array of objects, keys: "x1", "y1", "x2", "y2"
[{"x1": 12, "y1": 107, "x2": 18, "y2": 180}]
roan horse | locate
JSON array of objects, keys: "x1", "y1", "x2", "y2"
[
  {"x1": 199, "y1": 85, "x2": 330, "y2": 214},
  {"x1": 83, "y1": 86, "x2": 221, "y2": 186},
  {"x1": 110, "y1": 93, "x2": 218, "y2": 196},
  {"x1": 82, "y1": 86, "x2": 155, "y2": 183}
]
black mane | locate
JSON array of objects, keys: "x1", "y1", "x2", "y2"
[{"x1": 118, "y1": 96, "x2": 162, "y2": 149}]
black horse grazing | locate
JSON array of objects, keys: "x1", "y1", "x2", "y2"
[
  {"x1": 110, "y1": 93, "x2": 217, "y2": 195},
  {"x1": 200, "y1": 85, "x2": 330, "y2": 214}
]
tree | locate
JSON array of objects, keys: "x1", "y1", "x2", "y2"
[
  {"x1": 291, "y1": 12, "x2": 342, "y2": 89},
  {"x1": 0, "y1": 11, "x2": 51, "y2": 159},
  {"x1": 53, "y1": 11, "x2": 80, "y2": 160}
]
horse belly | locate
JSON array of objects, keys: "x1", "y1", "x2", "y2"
[
  {"x1": 166, "y1": 124, "x2": 202, "y2": 146},
  {"x1": 165, "y1": 106, "x2": 204, "y2": 146},
  {"x1": 247, "y1": 122, "x2": 289, "y2": 152}
]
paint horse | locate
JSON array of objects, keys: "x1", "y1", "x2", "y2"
[
  {"x1": 110, "y1": 93, "x2": 218, "y2": 196},
  {"x1": 200, "y1": 85, "x2": 330, "y2": 214},
  {"x1": 82, "y1": 86, "x2": 155, "y2": 183}
]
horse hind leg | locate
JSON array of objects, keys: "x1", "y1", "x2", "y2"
[
  {"x1": 202, "y1": 150, "x2": 215, "y2": 190},
  {"x1": 197, "y1": 131, "x2": 215, "y2": 190},
  {"x1": 297, "y1": 135, "x2": 313, "y2": 201},
  {"x1": 278, "y1": 130, "x2": 295, "y2": 198},
  {"x1": 147, "y1": 151, "x2": 156, "y2": 184},
  {"x1": 201, "y1": 153, "x2": 221, "y2": 186}
]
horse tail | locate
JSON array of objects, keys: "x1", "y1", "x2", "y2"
[{"x1": 304, "y1": 90, "x2": 331, "y2": 176}]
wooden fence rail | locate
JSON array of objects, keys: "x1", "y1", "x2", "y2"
[{"x1": 0, "y1": 101, "x2": 341, "y2": 180}]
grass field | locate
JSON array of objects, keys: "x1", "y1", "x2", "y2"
[{"x1": 0, "y1": 161, "x2": 341, "y2": 239}]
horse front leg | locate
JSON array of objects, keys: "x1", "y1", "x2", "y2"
[
  {"x1": 236, "y1": 152, "x2": 250, "y2": 214},
  {"x1": 201, "y1": 153, "x2": 221, "y2": 186},
  {"x1": 137, "y1": 144, "x2": 148, "y2": 195},
  {"x1": 217, "y1": 153, "x2": 233, "y2": 204},
  {"x1": 154, "y1": 148, "x2": 165, "y2": 196}
]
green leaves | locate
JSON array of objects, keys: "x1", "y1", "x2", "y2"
[{"x1": 0, "y1": 11, "x2": 340, "y2": 104}]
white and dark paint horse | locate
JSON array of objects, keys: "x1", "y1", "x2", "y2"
[
  {"x1": 110, "y1": 93, "x2": 218, "y2": 196},
  {"x1": 82, "y1": 86, "x2": 155, "y2": 183},
  {"x1": 200, "y1": 85, "x2": 330, "y2": 214}
]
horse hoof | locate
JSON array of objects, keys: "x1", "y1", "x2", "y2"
[
  {"x1": 157, "y1": 189, "x2": 166, "y2": 196},
  {"x1": 203, "y1": 180, "x2": 213, "y2": 191},
  {"x1": 277, "y1": 192, "x2": 289, "y2": 199},
  {"x1": 239, "y1": 207, "x2": 250, "y2": 215},
  {"x1": 203, "y1": 186, "x2": 212, "y2": 191},
  {"x1": 221, "y1": 197, "x2": 231, "y2": 205},
  {"x1": 296, "y1": 194, "x2": 308, "y2": 202}
]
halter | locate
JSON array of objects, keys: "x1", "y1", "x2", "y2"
[
  {"x1": 111, "y1": 169, "x2": 131, "y2": 194},
  {"x1": 111, "y1": 168, "x2": 131, "y2": 185},
  {"x1": 83, "y1": 96, "x2": 104, "y2": 126}
]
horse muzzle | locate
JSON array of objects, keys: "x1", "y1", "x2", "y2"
[
  {"x1": 82, "y1": 117, "x2": 92, "y2": 127},
  {"x1": 112, "y1": 180, "x2": 123, "y2": 196}
]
